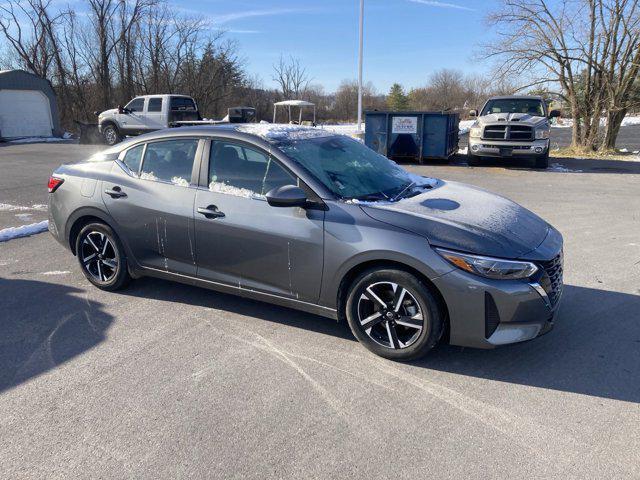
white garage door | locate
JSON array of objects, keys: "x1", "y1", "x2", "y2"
[{"x1": 0, "y1": 89, "x2": 53, "y2": 138}]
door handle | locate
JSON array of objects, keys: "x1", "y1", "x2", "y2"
[
  {"x1": 105, "y1": 186, "x2": 127, "y2": 198},
  {"x1": 197, "y1": 205, "x2": 225, "y2": 219}
]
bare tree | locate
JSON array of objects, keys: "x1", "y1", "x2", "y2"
[
  {"x1": 485, "y1": 0, "x2": 640, "y2": 151},
  {"x1": 272, "y1": 54, "x2": 312, "y2": 99}
]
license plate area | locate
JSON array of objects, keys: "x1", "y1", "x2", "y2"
[{"x1": 500, "y1": 147, "x2": 513, "y2": 156}]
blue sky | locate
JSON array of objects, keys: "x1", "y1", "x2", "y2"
[{"x1": 176, "y1": 0, "x2": 501, "y2": 94}]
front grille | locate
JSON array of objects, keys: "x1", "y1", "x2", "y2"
[
  {"x1": 539, "y1": 251, "x2": 564, "y2": 307},
  {"x1": 482, "y1": 124, "x2": 534, "y2": 141}
]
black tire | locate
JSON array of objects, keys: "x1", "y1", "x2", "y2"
[
  {"x1": 76, "y1": 222, "x2": 131, "y2": 291},
  {"x1": 345, "y1": 268, "x2": 444, "y2": 361},
  {"x1": 534, "y1": 151, "x2": 549, "y2": 169},
  {"x1": 102, "y1": 123, "x2": 121, "y2": 146},
  {"x1": 467, "y1": 153, "x2": 480, "y2": 166}
]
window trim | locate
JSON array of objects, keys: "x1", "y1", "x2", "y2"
[{"x1": 200, "y1": 137, "x2": 300, "y2": 197}]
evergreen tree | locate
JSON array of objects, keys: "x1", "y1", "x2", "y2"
[{"x1": 386, "y1": 83, "x2": 409, "y2": 110}]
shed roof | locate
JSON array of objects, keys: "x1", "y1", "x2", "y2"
[{"x1": 274, "y1": 100, "x2": 315, "y2": 107}]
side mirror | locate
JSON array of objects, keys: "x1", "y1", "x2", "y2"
[
  {"x1": 117, "y1": 105, "x2": 125, "y2": 114},
  {"x1": 266, "y1": 185, "x2": 307, "y2": 208},
  {"x1": 549, "y1": 109, "x2": 561, "y2": 118},
  {"x1": 469, "y1": 109, "x2": 478, "y2": 117}
]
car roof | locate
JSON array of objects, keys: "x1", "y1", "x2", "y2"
[
  {"x1": 104, "y1": 124, "x2": 341, "y2": 155},
  {"x1": 486, "y1": 95, "x2": 545, "y2": 101}
]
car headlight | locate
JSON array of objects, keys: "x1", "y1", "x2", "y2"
[
  {"x1": 535, "y1": 128, "x2": 550, "y2": 140},
  {"x1": 470, "y1": 126, "x2": 482, "y2": 138},
  {"x1": 435, "y1": 248, "x2": 538, "y2": 280}
]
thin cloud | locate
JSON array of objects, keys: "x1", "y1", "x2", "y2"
[
  {"x1": 408, "y1": 0, "x2": 475, "y2": 11},
  {"x1": 210, "y1": 8, "x2": 312, "y2": 24}
]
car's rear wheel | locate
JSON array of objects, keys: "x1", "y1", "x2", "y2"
[
  {"x1": 102, "y1": 124, "x2": 121, "y2": 146},
  {"x1": 345, "y1": 269, "x2": 443, "y2": 361},
  {"x1": 76, "y1": 222, "x2": 131, "y2": 291}
]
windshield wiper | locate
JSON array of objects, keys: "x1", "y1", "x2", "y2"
[
  {"x1": 391, "y1": 181, "x2": 415, "y2": 202},
  {"x1": 348, "y1": 191, "x2": 390, "y2": 202}
]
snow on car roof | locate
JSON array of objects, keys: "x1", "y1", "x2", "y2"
[{"x1": 236, "y1": 124, "x2": 337, "y2": 141}]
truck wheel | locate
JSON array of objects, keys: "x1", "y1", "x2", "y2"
[
  {"x1": 467, "y1": 153, "x2": 480, "y2": 166},
  {"x1": 534, "y1": 151, "x2": 549, "y2": 169},
  {"x1": 102, "y1": 124, "x2": 121, "y2": 146}
]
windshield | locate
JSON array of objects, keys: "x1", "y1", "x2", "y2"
[
  {"x1": 481, "y1": 99, "x2": 545, "y2": 116},
  {"x1": 276, "y1": 135, "x2": 430, "y2": 200}
]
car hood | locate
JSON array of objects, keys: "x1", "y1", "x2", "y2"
[
  {"x1": 99, "y1": 108, "x2": 118, "y2": 116},
  {"x1": 360, "y1": 180, "x2": 550, "y2": 259},
  {"x1": 478, "y1": 112, "x2": 547, "y2": 128}
]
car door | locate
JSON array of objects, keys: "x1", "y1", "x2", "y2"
[
  {"x1": 194, "y1": 139, "x2": 324, "y2": 302},
  {"x1": 102, "y1": 137, "x2": 203, "y2": 276},
  {"x1": 145, "y1": 97, "x2": 165, "y2": 130},
  {"x1": 120, "y1": 97, "x2": 145, "y2": 133}
]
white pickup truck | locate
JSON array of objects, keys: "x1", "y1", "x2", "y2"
[{"x1": 96, "y1": 95, "x2": 256, "y2": 146}]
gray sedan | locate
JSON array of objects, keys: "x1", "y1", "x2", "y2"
[{"x1": 47, "y1": 125, "x2": 563, "y2": 360}]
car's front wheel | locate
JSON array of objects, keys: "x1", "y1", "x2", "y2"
[
  {"x1": 76, "y1": 222, "x2": 131, "y2": 291},
  {"x1": 345, "y1": 269, "x2": 444, "y2": 361},
  {"x1": 102, "y1": 124, "x2": 121, "y2": 146},
  {"x1": 534, "y1": 151, "x2": 549, "y2": 169}
]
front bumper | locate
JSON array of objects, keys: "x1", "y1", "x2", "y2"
[
  {"x1": 431, "y1": 232, "x2": 563, "y2": 349},
  {"x1": 468, "y1": 137, "x2": 549, "y2": 158}
]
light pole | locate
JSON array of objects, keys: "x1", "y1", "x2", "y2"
[{"x1": 357, "y1": 0, "x2": 364, "y2": 132}]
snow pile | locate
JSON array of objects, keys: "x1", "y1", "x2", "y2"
[
  {"x1": 621, "y1": 116, "x2": 640, "y2": 127},
  {"x1": 209, "y1": 181, "x2": 262, "y2": 199},
  {"x1": 140, "y1": 171, "x2": 157, "y2": 181},
  {"x1": 0, "y1": 220, "x2": 48, "y2": 242},
  {"x1": 458, "y1": 120, "x2": 475, "y2": 135},
  {"x1": 171, "y1": 176, "x2": 189, "y2": 187},
  {"x1": 237, "y1": 124, "x2": 335, "y2": 142},
  {"x1": 8, "y1": 136, "x2": 71, "y2": 144}
]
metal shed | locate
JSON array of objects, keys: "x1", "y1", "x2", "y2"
[
  {"x1": 0, "y1": 69, "x2": 61, "y2": 139},
  {"x1": 364, "y1": 111, "x2": 459, "y2": 163}
]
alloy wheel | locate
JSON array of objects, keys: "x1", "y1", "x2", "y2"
[
  {"x1": 357, "y1": 281, "x2": 424, "y2": 349},
  {"x1": 80, "y1": 231, "x2": 118, "y2": 283},
  {"x1": 104, "y1": 127, "x2": 117, "y2": 145}
]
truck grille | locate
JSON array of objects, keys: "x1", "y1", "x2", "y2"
[
  {"x1": 483, "y1": 125, "x2": 534, "y2": 141},
  {"x1": 539, "y1": 251, "x2": 564, "y2": 307}
]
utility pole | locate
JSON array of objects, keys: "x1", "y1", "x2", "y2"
[{"x1": 357, "y1": 0, "x2": 364, "y2": 132}]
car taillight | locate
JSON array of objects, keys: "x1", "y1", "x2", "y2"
[{"x1": 48, "y1": 176, "x2": 64, "y2": 193}]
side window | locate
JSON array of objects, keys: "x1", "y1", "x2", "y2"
[
  {"x1": 170, "y1": 97, "x2": 196, "y2": 111},
  {"x1": 148, "y1": 98, "x2": 163, "y2": 112},
  {"x1": 209, "y1": 141, "x2": 295, "y2": 197},
  {"x1": 125, "y1": 98, "x2": 144, "y2": 112},
  {"x1": 140, "y1": 139, "x2": 198, "y2": 186},
  {"x1": 122, "y1": 144, "x2": 144, "y2": 175}
]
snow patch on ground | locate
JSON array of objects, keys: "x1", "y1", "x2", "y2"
[
  {"x1": 552, "y1": 115, "x2": 640, "y2": 128},
  {"x1": 0, "y1": 220, "x2": 49, "y2": 242},
  {"x1": 549, "y1": 163, "x2": 583, "y2": 173},
  {"x1": 458, "y1": 146, "x2": 468, "y2": 155},
  {"x1": 40, "y1": 270, "x2": 71, "y2": 276},
  {"x1": 7, "y1": 134, "x2": 72, "y2": 144},
  {"x1": 0, "y1": 203, "x2": 47, "y2": 211},
  {"x1": 15, "y1": 213, "x2": 32, "y2": 220}
]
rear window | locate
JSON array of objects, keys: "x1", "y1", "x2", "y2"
[
  {"x1": 170, "y1": 97, "x2": 196, "y2": 111},
  {"x1": 140, "y1": 139, "x2": 198, "y2": 185},
  {"x1": 148, "y1": 98, "x2": 163, "y2": 112}
]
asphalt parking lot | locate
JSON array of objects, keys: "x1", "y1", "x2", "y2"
[{"x1": 1, "y1": 142, "x2": 639, "y2": 478}]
